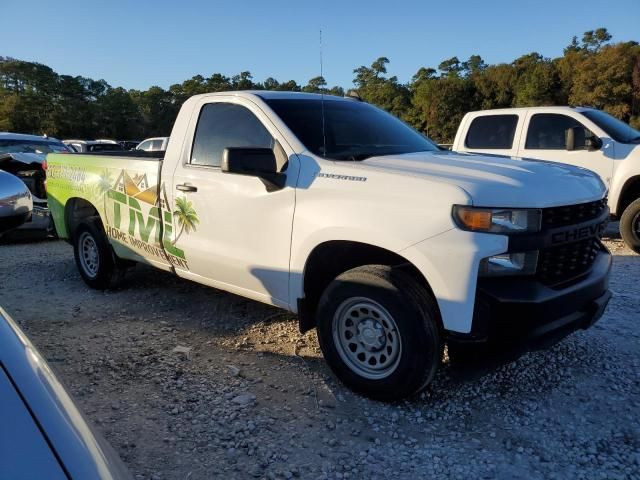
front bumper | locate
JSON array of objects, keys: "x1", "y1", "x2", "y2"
[{"x1": 449, "y1": 247, "x2": 612, "y2": 348}]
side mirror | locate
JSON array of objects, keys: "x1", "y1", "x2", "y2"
[
  {"x1": 222, "y1": 147, "x2": 286, "y2": 190},
  {"x1": 585, "y1": 135, "x2": 603, "y2": 151},
  {"x1": 566, "y1": 127, "x2": 602, "y2": 152},
  {"x1": 0, "y1": 170, "x2": 33, "y2": 235}
]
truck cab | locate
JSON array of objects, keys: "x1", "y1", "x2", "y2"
[{"x1": 452, "y1": 107, "x2": 640, "y2": 252}]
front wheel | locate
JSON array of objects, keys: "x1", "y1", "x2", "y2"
[
  {"x1": 316, "y1": 265, "x2": 443, "y2": 401},
  {"x1": 620, "y1": 198, "x2": 640, "y2": 254},
  {"x1": 73, "y1": 219, "x2": 128, "y2": 289}
]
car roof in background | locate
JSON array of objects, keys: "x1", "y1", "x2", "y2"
[
  {"x1": 466, "y1": 106, "x2": 592, "y2": 115},
  {"x1": 0, "y1": 132, "x2": 63, "y2": 142},
  {"x1": 63, "y1": 140, "x2": 118, "y2": 146}
]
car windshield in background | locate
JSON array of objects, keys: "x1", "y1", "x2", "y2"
[
  {"x1": 581, "y1": 109, "x2": 640, "y2": 143},
  {"x1": 264, "y1": 98, "x2": 439, "y2": 160},
  {"x1": 87, "y1": 144, "x2": 123, "y2": 152},
  {"x1": 0, "y1": 139, "x2": 70, "y2": 155}
]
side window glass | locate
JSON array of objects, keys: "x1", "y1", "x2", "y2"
[
  {"x1": 525, "y1": 114, "x2": 589, "y2": 150},
  {"x1": 137, "y1": 141, "x2": 151, "y2": 151},
  {"x1": 465, "y1": 115, "x2": 518, "y2": 149},
  {"x1": 191, "y1": 103, "x2": 273, "y2": 167},
  {"x1": 150, "y1": 139, "x2": 163, "y2": 151}
]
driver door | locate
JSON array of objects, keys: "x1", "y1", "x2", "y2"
[{"x1": 165, "y1": 97, "x2": 298, "y2": 308}]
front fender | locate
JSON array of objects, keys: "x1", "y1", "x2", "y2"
[{"x1": 399, "y1": 229, "x2": 507, "y2": 333}]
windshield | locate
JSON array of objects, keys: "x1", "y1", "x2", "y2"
[
  {"x1": 581, "y1": 110, "x2": 640, "y2": 143},
  {"x1": 264, "y1": 98, "x2": 439, "y2": 160},
  {"x1": 0, "y1": 139, "x2": 70, "y2": 155},
  {"x1": 87, "y1": 143, "x2": 123, "y2": 152}
]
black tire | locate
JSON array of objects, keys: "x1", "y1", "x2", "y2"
[
  {"x1": 316, "y1": 265, "x2": 443, "y2": 401},
  {"x1": 72, "y1": 218, "x2": 128, "y2": 289},
  {"x1": 620, "y1": 198, "x2": 640, "y2": 254}
]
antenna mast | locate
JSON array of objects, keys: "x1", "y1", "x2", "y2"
[{"x1": 320, "y1": 29, "x2": 327, "y2": 158}]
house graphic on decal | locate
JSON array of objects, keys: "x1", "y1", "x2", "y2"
[{"x1": 112, "y1": 170, "x2": 160, "y2": 207}]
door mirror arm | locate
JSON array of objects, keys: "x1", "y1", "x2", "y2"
[{"x1": 565, "y1": 127, "x2": 576, "y2": 151}]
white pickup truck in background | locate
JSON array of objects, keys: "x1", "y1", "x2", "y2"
[
  {"x1": 452, "y1": 107, "x2": 640, "y2": 252},
  {"x1": 46, "y1": 92, "x2": 612, "y2": 400}
]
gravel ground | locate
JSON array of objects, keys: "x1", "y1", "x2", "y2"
[{"x1": 0, "y1": 231, "x2": 638, "y2": 480}]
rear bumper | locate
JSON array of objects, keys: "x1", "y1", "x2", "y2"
[
  {"x1": 16, "y1": 205, "x2": 52, "y2": 232},
  {"x1": 448, "y1": 247, "x2": 612, "y2": 348}
]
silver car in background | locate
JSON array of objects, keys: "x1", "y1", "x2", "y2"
[
  {"x1": 0, "y1": 169, "x2": 32, "y2": 234},
  {"x1": 0, "y1": 132, "x2": 71, "y2": 237}
]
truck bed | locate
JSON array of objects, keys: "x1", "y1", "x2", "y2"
[
  {"x1": 81, "y1": 150, "x2": 165, "y2": 160},
  {"x1": 45, "y1": 152, "x2": 164, "y2": 242}
]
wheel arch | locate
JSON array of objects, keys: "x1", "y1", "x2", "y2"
[
  {"x1": 297, "y1": 240, "x2": 441, "y2": 333},
  {"x1": 64, "y1": 197, "x2": 101, "y2": 240},
  {"x1": 616, "y1": 175, "x2": 640, "y2": 217}
]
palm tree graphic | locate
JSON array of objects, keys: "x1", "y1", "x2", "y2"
[
  {"x1": 97, "y1": 169, "x2": 114, "y2": 224},
  {"x1": 173, "y1": 196, "x2": 199, "y2": 245}
]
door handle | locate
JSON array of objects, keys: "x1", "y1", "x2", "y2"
[{"x1": 176, "y1": 183, "x2": 197, "y2": 192}]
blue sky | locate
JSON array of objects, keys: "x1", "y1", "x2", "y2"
[{"x1": 3, "y1": 0, "x2": 639, "y2": 90}]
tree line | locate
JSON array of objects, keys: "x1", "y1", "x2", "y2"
[{"x1": 1, "y1": 28, "x2": 638, "y2": 144}]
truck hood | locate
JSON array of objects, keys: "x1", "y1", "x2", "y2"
[{"x1": 354, "y1": 151, "x2": 606, "y2": 208}]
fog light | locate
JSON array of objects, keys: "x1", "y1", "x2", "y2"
[{"x1": 479, "y1": 251, "x2": 538, "y2": 277}]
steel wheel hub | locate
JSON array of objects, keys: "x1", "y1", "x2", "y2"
[
  {"x1": 79, "y1": 232, "x2": 99, "y2": 278},
  {"x1": 332, "y1": 297, "x2": 402, "y2": 380},
  {"x1": 357, "y1": 319, "x2": 386, "y2": 350}
]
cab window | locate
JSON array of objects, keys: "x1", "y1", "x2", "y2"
[
  {"x1": 525, "y1": 114, "x2": 590, "y2": 150},
  {"x1": 465, "y1": 115, "x2": 518, "y2": 149},
  {"x1": 150, "y1": 139, "x2": 164, "y2": 151},
  {"x1": 190, "y1": 103, "x2": 273, "y2": 167},
  {"x1": 137, "y1": 140, "x2": 152, "y2": 151}
]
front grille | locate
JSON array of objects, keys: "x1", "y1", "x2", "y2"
[
  {"x1": 535, "y1": 199, "x2": 608, "y2": 286},
  {"x1": 541, "y1": 198, "x2": 607, "y2": 230},
  {"x1": 537, "y1": 237, "x2": 602, "y2": 286}
]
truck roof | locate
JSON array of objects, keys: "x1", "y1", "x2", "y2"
[
  {"x1": 467, "y1": 106, "x2": 594, "y2": 115},
  {"x1": 186, "y1": 90, "x2": 354, "y2": 102}
]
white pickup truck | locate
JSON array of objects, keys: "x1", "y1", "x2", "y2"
[
  {"x1": 46, "y1": 92, "x2": 612, "y2": 400},
  {"x1": 452, "y1": 106, "x2": 640, "y2": 252}
]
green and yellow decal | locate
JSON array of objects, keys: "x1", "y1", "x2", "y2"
[{"x1": 46, "y1": 155, "x2": 199, "y2": 270}]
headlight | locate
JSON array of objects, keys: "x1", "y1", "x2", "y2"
[
  {"x1": 479, "y1": 251, "x2": 538, "y2": 277},
  {"x1": 452, "y1": 206, "x2": 541, "y2": 234}
]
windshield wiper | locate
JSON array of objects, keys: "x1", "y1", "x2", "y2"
[
  {"x1": 345, "y1": 153, "x2": 374, "y2": 161},
  {"x1": 331, "y1": 151, "x2": 376, "y2": 161}
]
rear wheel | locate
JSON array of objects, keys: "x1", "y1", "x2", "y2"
[
  {"x1": 316, "y1": 265, "x2": 442, "y2": 401},
  {"x1": 73, "y1": 218, "x2": 129, "y2": 289},
  {"x1": 620, "y1": 198, "x2": 640, "y2": 254}
]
